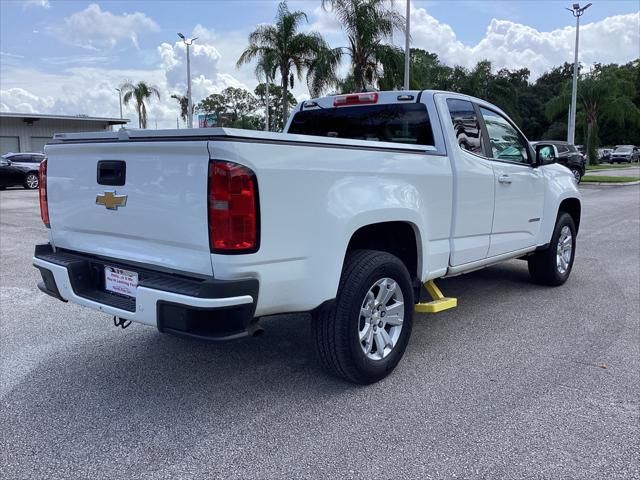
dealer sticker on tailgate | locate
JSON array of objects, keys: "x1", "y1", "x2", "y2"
[{"x1": 105, "y1": 266, "x2": 138, "y2": 298}]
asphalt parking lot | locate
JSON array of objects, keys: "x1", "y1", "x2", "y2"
[{"x1": 1, "y1": 185, "x2": 639, "y2": 479}]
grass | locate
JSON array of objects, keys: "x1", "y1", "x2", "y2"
[
  {"x1": 586, "y1": 163, "x2": 638, "y2": 170},
  {"x1": 581, "y1": 175, "x2": 640, "y2": 183}
]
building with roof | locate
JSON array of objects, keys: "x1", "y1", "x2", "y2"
[{"x1": 0, "y1": 112, "x2": 129, "y2": 155}]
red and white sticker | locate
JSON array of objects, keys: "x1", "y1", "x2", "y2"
[{"x1": 105, "y1": 266, "x2": 138, "y2": 298}]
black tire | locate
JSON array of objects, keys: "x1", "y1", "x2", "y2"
[
  {"x1": 312, "y1": 249, "x2": 414, "y2": 384},
  {"x1": 570, "y1": 167, "x2": 582, "y2": 183},
  {"x1": 528, "y1": 212, "x2": 576, "y2": 286},
  {"x1": 23, "y1": 172, "x2": 39, "y2": 190}
]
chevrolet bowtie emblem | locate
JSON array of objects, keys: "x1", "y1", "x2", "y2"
[{"x1": 96, "y1": 191, "x2": 127, "y2": 210}]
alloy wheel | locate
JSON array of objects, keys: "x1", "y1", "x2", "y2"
[
  {"x1": 358, "y1": 277, "x2": 405, "y2": 360},
  {"x1": 556, "y1": 225, "x2": 573, "y2": 275}
]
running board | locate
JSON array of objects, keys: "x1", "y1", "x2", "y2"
[{"x1": 415, "y1": 280, "x2": 457, "y2": 313}]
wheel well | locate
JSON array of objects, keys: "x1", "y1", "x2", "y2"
[
  {"x1": 346, "y1": 222, "x2": 420, "y2": 281},
  {"x1": 559, "y1": 198, "x2": 581, "y2": 233}
]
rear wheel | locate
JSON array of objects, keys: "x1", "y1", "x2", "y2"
[
  {"x1": 528, "y1": 213, "x2": 576, "y2": 286},
  {"x1": 570, "y1": 167, "x2": 582, "y2": 183},
  {"x1": 312, "y1": 249, "x2": 414, "y2": 384},
  {"x1": 24, "y1": 173, "x2": 39, "y2": 190}
]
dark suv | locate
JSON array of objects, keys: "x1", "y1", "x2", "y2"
[
  {"x1": 531, "y1": 141, "x2": 585, "y2": 183},
  {"x1": 0, "y1": 152, "x2": 45, "y2": 189}
]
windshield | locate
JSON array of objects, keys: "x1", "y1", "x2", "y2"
[
  {"x1": 288, "y1": 103, "x2": 435, "y2": 146},
  {"x1": 615, "y1": 147, "x2": 632, "y2": 153}
]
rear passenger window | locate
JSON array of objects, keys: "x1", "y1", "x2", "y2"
[{"x1": 446, "y1": 99, "x2": 483, "y2": 154}]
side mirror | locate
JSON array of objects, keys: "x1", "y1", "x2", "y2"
[
  {"x1": 0, "y1": 159, "x2": 11, "y2": 166},
  {"x1": 535, "y1": 144, "x2": 556, "y2": 166}
]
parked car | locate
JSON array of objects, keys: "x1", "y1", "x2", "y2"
[
  {"x1": 610, "y1": 145, "x2": 640, "y2": 163},
  {"x1": 531, "y1": 140, "x2": 585, "y2": 182},
  {"x1": 33, "y1": 90, "x2": 581, "y2": 384},
  {"x1": 0, "y1": 152, "x2": 45, "y2": 189},
  {"x1": 597, "y1": 148, "x2": 613, "y2": 163}
]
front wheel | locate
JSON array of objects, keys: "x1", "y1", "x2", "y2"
[
  {"x1": 312, "y1": 249, "x2": 414, "y2": 384},
  {"x1": 528, "y1": 213, "x2": 576, "y2": 286},
  {"x1": 24, "y1": 173, "x2": 39, "y2": 190}
]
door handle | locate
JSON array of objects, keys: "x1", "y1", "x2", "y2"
[{"x1": 498, "y1": 174, "x2": 512, "y2": 184}]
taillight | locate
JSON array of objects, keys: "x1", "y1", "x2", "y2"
[
  {"x1": 208, "y1": 161, "x2": 259, "y2": 253},
  {"x1": 39, "y1": 159, "x2": 50, "y2": 228},
  {"x1": 333, "y1": 92, "x2": 378, "y2": 106}
]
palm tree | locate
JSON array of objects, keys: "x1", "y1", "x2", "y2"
[
  {"x1": 547, "y1": 71, "x2": 640, "y2": 165},
  {"x1": 306, "y1": 46, "x2": 343, "y2": 97},
  {"x1": 171, "y1": 94, "x2": 190, "y2": 126},
  {"x1": 120, "y1": 81, "x2": 161, "y2": 129},
  {"x1": 322, "y1": 0, "x2": 405, "y2": 91},
  {"x1": 237, "y1": 1, "x2": 336, "y2": 120}
]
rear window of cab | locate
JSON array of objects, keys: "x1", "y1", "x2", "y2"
[{"x1": 288, "y1": 103, "x2": 436, "y2": 147}]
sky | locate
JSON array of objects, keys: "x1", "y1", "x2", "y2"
[{"x1": 1, "y1": 0, "x2": 639, "y2": 128}]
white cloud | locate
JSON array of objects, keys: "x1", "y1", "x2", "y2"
[
  {"x1": 157, "y1": 26, "x2": 252, "y2": 101},
  {"x1": 50, "y1": 4, "x2": 159, "y2": 50},
  {"x1": 23, "y1": 0, "x2": 50, "y2": 9},
  {"x1": 407, "y1": 5, "x2": 640, "y2": 78},
  {"x1": 0, "y1": 52, "x2": 25, "y2": 59}
]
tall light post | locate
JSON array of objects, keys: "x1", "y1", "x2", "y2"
[
  {"x1": 566, "y1": 2, "x2": 591, "y2": 145},
  {"x1": 115, "y1": 88, "x2": 123, "y2": 119},
  {"x1": 403, "y1": 0, "x2": 411, "y2": 90},
  {"x1": 265, "y1": 78, "x2": 270, "y2": 132},
  {"x1": 177, "y1": 32, "x2": 198, "y2": 128}
]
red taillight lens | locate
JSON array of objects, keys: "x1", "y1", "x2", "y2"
[
  {"x1": 208, "y1": 161, "x2": 258, "y2": 252},
  {"x1": 39, "y1": 159, "x2": 50, "y2": 228},
  {"x1": 333, "y1": 92, "x2": 379, "y2": 106}
]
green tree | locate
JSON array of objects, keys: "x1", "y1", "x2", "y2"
[
  {"x1": 407, "y1": 49, "x2": 452, "y2": 90},
  {"x1": 120, "y1": 81, "x2": 161, "y2": 129},
  {"x1": 547, "y1": 70, "x2": 640, "y2": 164},
  {"x1": 198, "y1": 87, "x2": 260, "y2": 129},
  {"x1": 322, "y1": 0, "x2": 405, "y2": 91},
  {"x1": 237, "y1": 1, "x2": 335, "y2": 120},
  {"x1": 170, "y1": 94, "x2": 196, "y2": 127},
  {"x1": 254, "y1": 82, "x2": 297, "y2": 131}
]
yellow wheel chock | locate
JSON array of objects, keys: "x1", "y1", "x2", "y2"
[{"x1": 414, "y1": 280, "x2": 457, "y2": 313}]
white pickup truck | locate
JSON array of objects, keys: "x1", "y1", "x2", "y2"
[{"x1": 34, "y1": 90, "x2": 581, "y2": 383}]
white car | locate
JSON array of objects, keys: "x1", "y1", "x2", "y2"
[{"x1": 33, "y1": 90, "x2": 581, "y2": 383}]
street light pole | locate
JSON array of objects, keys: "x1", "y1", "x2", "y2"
[
  {"x1": 403, "y1": 0, "x2": 411, "y2": 90},
  {"x1": 566, "y1": 3, "x2": 591, "y2": 145},
  {"x1": 265, "y1": 78, "x2": 270, "y2": 132},
  {"x1": 115, "y1": 88, "x2": 123, "y2": 119},
  {"x1": 178, "y1": 33, "x2": 198, "y2": 128}
]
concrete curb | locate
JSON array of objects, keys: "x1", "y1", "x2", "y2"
[{"x1": 581, "y1": 180, "x2": 640, "y2": 186}]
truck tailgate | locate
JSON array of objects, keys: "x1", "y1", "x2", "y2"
[{"x1": 45, "y1": 141, "x2": 213, "y2": 276}]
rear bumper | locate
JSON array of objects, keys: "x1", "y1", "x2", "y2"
[{"x1": 33, "y1": 244, "x2": 259, "y2": 340}]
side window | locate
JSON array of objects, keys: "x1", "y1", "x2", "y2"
[
  {"x1": 446, "y1": 99, "x2": 483, "y2": 154},
  {"x1": 479, "y1": 107, "x2": 530, "y2": 164},
  {"x1": 556, "y1": 144, "x2": 569, "y2": 154}
]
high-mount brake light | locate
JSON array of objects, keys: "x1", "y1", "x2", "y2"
[
  {"x1": 208, "y1": 161, "x2": 259, "y2": 253},
  {"x1": 333, "y1": 92, "x2": 379, "y2": 107},
  {"x1": 39, "y1": 158, "x2": 50, "y2": 228}
]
